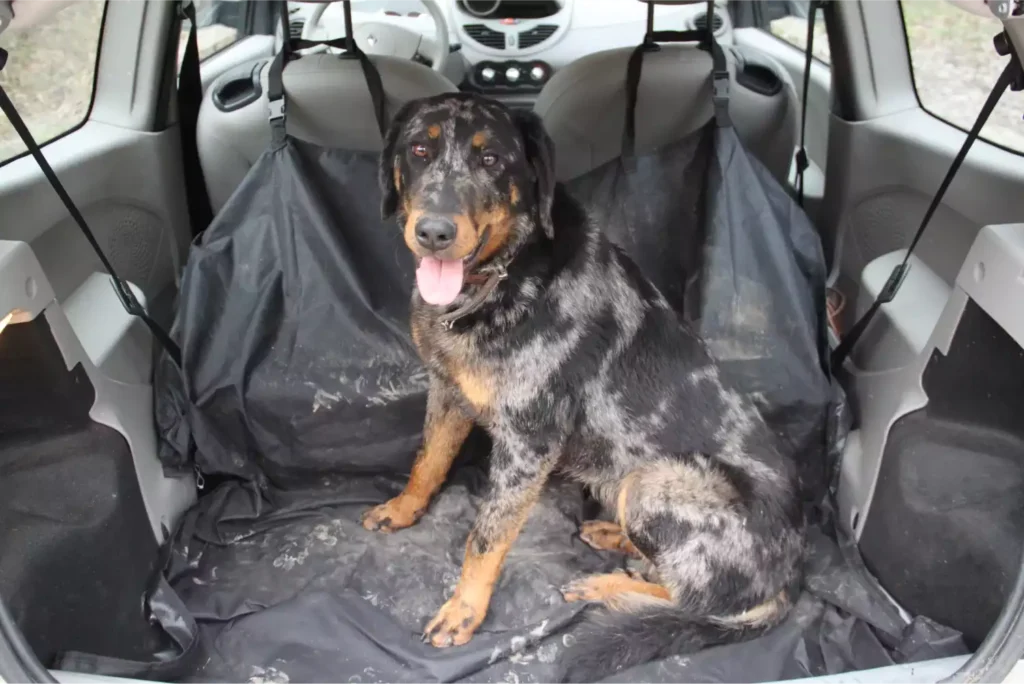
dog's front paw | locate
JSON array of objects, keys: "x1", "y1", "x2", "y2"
[
  {"x1": 361, "y1": 496, "x2": 424, "y2": 533},
  {"x1": 422, "y1": 596, "x2": 482, "y2": 647}
]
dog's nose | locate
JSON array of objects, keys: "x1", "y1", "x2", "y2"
[{"x1": 415, "y1": 217, "x2": 457, "y2": 251}]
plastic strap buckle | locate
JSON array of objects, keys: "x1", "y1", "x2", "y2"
[
  {"x1": 268, "y1": 98, "x2": 285, "y2": 121},
  {"x1": 878, "y1": 263, "x2": 910, "y2": 304},
  {"x1": 713, "y1": 70, "x2": 730, "y2": 100},
  {"x1": 713, "y1": 69, "x2": 731, "y2": 124}
]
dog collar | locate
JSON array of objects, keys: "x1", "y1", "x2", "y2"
[{"x1": 437, "y1": 264, "x2": 508, "y2": 330}]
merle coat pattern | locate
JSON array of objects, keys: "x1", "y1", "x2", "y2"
[{"x1": 361, "y1": 93, "x2": 805, "y2": 677}]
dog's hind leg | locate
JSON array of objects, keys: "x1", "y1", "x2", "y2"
[
  {"x1": 362, "y1": 375, "x2": 472, "y2": 532},
  {"x1": 579, "y1": 520, "x2": 643, "y2": 559},
  {"x1": 613, "y1": 459, "x2": 800, "y2": 621}
]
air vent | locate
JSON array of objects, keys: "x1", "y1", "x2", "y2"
[
  {"x1": 519, "y1": 24, "x2": 558, "y2": 49},
  {"x1": 693, "y1": 11, "x2": 724, "y2": 33},
  {"x1": 289, "y1": 19, "x2": 305, "y2": 39},
  {"x1": 463, "y1": 24, "x2": 506, "y2": 49}
]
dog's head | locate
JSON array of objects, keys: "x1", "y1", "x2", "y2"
[{"x1": 379, "y1": 93, "x2": 555, "y2": 307}]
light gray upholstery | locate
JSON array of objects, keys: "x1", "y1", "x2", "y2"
[
  {"x1": 534, "y1": 43, "x2": 798, "y2": 183},
  {"x1": 198, "y1": 53, "x2": 457, "y2": 212}
]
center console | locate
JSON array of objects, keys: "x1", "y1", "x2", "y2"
[
  {"x1": 454, "y1": 0, "x2": 570, "y2": 97},
  {"x1": 465, "y1": 58, "x2": 554, "y2": 93}
]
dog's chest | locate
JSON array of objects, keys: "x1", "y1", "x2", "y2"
[
  {"x1": 448, "y1": 362, "x2": 493, "y2": 415},
  {"x1": 413, "y1": 318, "x2": 499, "y2": 416}
]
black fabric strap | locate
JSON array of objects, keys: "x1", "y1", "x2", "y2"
[
  {"x1": 795, "y1": 0, "x2": 820, "y2": 207},
  {"x1": 0, "y1": 49, "x2": 183, "y2": 370},
  {"x1": 622, "y1": 0, "x2": 730, "y2": 170},
  {"x1": 709, "y1": 42, "x2": 731, "y2": 127},
  {"x1": 268, "y1": 37, "x2": 386, "y2": 134},
  {"x1": 266, "y1": 0, "x2": 292, "y2": 146},
  {"x1": 356, "y1": 43, "x2": 388, "y2": 137},
  {"x1": 267, "y1": 0, "x2": 386, "y2": 142},
  {"x1": 705, "y1": 0, "x2": 731, "y2": 129},
  {"x1": 621, "y1": 40, "x2": 656, "y2": 170},
  {"x1": 177, "y1": 1, "x2": 214, "y2": 237},
  {"x1": 830, "y1": 58, "x2": 1019, "y2": 372},
  {"x1": 278, "y1": 0, "x2": 290, "y2": 44}
]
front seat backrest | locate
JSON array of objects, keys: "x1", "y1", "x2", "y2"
[
  {"x1": 198, "y1": 53, "x2": 457, "y2": 213},
  {"x1": 534, "y1": 42, "x2": 798, "y2": 183}
]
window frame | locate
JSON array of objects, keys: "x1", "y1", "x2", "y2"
[
  {"x1": 898, "y1": 0, "x2": 1024, "y2": 158},
  {"x1": 0, "y1": 1, "x2": 109, "y2": 169}
]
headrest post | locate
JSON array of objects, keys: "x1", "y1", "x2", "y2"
[
  {"x1": 343, "y1": 0, "x2": 355, "y2": 52},
  {"x1": 646, "y1": 2, "x2": 655, "y2": 38}
]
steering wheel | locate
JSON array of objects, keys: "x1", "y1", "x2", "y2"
[{"x1": 302, "y1": 1, "x2": 451, "y2": 74}]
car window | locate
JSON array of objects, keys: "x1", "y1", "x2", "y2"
[
  {"x1": 903, "y1": 0, "x2": 1024, "y2": 154},
  {"x1": 0, "y1": 2, "x2": 105, "y2": 164},
  {"x1": 178, "y1": 0, "x2": 248, "y2": 66},
  {"x1": 767, "y1": 5, "x2": 830, "y2": 64}
]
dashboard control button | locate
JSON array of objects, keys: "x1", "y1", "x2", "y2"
[
  {"x1": 480, "y1": 67, "x2": 496, "y2": 81},
  {"x1": 530, "y1": 65, "x2": 545, "y2": 81},
  {"x1": 506, "y1": 66, "x2": 521, "y2": 83}
]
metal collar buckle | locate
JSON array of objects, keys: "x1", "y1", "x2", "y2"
[{"x1": 437, "y1": 265, "x2": 508, "y2": 330}]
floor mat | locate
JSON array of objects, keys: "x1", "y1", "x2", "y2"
[{"x1": 167, "y1": 465, "x2": 967, "y2": 684}]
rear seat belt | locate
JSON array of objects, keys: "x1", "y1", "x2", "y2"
[
  {"x1": 795, "y1": 0, "x2": 823, "y2": 207},
  {"x1": 0, "y1": 49, "x2": 183, "y2": 370},
  {"x1": 830, "y1": 56, "x2": 1021, "y2": 372},
  {"x1": 177, "y1": 1, "x2": 214, "y2": 238},
  {"x1": 623, "y1": 0, "x2": 731, "y2": 170}
]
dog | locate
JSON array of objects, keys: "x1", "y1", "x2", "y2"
[{"x1": 360, "y1": 92, "x2": 805, "y2": 677}]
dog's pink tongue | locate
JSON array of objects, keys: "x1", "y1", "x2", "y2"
[{"x1": 416, "y1": 256, "x2": 464, "y2": 306}]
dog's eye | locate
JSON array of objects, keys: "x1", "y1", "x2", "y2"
[
  {"x1": 481, "y1": 151, "x2": 498, "y2": 167},
  {"x1": 411, "y1": 143, "x2": 430, "y2": 159}
]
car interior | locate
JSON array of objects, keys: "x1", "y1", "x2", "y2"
[{"x1": 0, "y1": 0, "x2": 1023, "y2": 682}]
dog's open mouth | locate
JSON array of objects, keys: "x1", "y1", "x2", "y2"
[{"x1": 415, "y1": 227, "x2": 491, "y2": 307}]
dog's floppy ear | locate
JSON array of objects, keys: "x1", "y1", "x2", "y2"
[
  {"x1": 379, "y1": 101, "x2": 418, "y2": 220},
  {"x1": 514, "y1": 110, "x2": 556, "y2": 239}
]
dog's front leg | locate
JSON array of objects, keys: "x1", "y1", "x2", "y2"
[
  {"x1": 362, "y1": 375, "x2": 472, "y2": 532},
  {"x1": 423, "y1": 438, "x2": 557, "y2": 647}
]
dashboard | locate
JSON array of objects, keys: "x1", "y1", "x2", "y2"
[{"x1": 290, "y1": 0, "x2": 731, "y2": 105}]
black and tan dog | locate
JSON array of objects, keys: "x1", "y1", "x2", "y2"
[{"x1": 361, "y1": 93, "x2": 804, "y2": 675}]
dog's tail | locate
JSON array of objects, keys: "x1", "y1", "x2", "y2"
[{"x1": 561, "y1": 598, "x2": 786, "y2": 682}]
